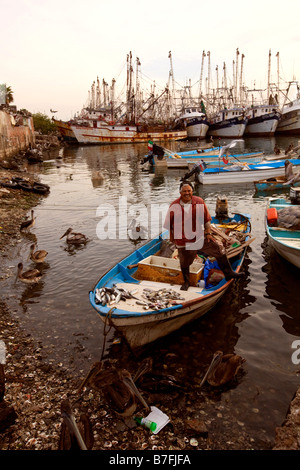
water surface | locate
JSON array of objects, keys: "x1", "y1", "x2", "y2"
[{"x1": 2, "y1": 135, "x2": 300, "y2": 446}]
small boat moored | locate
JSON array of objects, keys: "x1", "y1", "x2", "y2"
[
  {"x1": 265, "y1": 191, "x2": 300, "y2": 268},
  {"x1": 197, "y1": 159, "x2": 300, "y2": 185},
  {"x1": 89, "y1": 211, "x2": 253, "y2": 353}
]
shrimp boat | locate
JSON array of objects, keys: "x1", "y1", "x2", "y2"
[
  {"x1": 207, "y1": 107, "x2": 248, "y2": 138},
  {"x1": 89, "y1": 212, "x2": 252, "y2": 353},
  {"x1": 265, "y1": 191, "x2": 300, "y2": 268}
]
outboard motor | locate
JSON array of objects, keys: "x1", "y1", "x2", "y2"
[
  {"x1": 215, "y1": 196, "x2": 228, "y2": 219},
  {"x1": 181, "y1": 159, "x2": 207, "y2": 182},
  {"x1": 290, "y1": 186, "x2": 300, "y2": 205}
]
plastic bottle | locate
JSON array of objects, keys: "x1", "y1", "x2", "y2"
[{"x1": 134, "y1": 416, "x2": 157, "y2": 432}]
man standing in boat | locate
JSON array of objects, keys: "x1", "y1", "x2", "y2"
[{"x1": 164, "y1": 181, "x2": 244, "y2": 290}]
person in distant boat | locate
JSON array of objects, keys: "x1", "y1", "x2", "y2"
[
  {"x1": 141, "y1": 143, "x2": 165, "y2": 166},
  {"x1": 274, "y1": 144, "x2": 281, "y2": 155},
  {"x1": 164, "y1": 181, "x2": 244, "y2": 290}
]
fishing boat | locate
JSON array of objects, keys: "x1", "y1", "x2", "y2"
[
  {"x1": 244, "y1": 104, "x2": 281, "y2": 136},
  {"x1": 254, "y1": 175, "x2": 300, "y2": 192},
  {"x1": 53, "y1": 119, "x2": 77, "y2": 143},
  {"x1": 154, "y1": 151, "x2": 264, "y2": 169},
  {"x1": 265, "y1": 193, "x2": 300, "y2": 268},
  {"x1": 197, "y1": 159, "x2": 300, "y2": 185},
  {"x1": 207, "y1": 107, "x2": 248, "y2": 138},
  {"x1": 69, "y1": 121, "x2": 187, "y2": 145},
  {"x1": 276, "y1": 81, "x2": 300, "y2": 135},
  {"x1": 89, "y1": 212, "x2": 252, "y2": 353},
  {"x1": 175, "y1": 106, "x2": 209, "y2": 140}
]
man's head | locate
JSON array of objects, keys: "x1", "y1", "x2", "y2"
[{"x1": 179, "y1": 181, "x2": 193, "y2": 203}]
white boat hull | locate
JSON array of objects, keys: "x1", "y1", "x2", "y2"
[
  {"x1": 277, "y1": 98, "x2": 300, "y2": 135},
  {"x1": 70, "y1": 124, "x2": 187, "y2": 144},
  {"x1": 99, "y1": 281, "x2": 228, "y2": 351},
  {"x1": 245, "y1": 117, "x2": 279, "y2": 136},
  {"x1": 199, "y1": 161, "x2": 300, "y2": 185},
  {"x1": 186, "y1": 122, "x2": 209, "y2": 139},
  {"x1": 208, "y1": 120, "x2": 247, "y2": 138},
  {"x1": 268, "y1": 236, "x2": 300, "y2": 268}
]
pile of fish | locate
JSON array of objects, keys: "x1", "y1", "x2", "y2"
[
  {"x1": 95, "y1": 285, "x2": 185, "y2": 310},
  {"x1": 138, "y1": 288, "x2": 185, "y2": 310},
  {"x1": 95, "y1": 285, "x2": 139, "y2": 306}
]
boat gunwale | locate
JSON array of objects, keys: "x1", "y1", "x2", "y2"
[{"x1": 89, "y1": 214, "x2": 250, "y2": 319}]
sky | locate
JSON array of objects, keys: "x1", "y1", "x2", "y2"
[{"x1": 1, "y1": 0, "x2": 300, "y2": 121}]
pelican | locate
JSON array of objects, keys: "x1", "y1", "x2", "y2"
[
  {"x1": 91, "y1": 169, "x2": 104, "y2": 181},
  {"x1": 60, "y1": 228, "x2": 88, "y2": 245},
  {"x1": 20, "y1": 210, "x2": 36, "y2": 231},
  {"x1": 58, "y1": 400, "x2": 93, "y2": 450},
  {"x1": 78, "y1": 361, "x2": 150, "y2": 417},
  {"x1": 16, "y1": 262, "x2": 42, "y2": 284},
  {"x1": 283, "y1": 160, "x2": 300, "y2": 185},
  {"x1": 200, "y1": 351, "x2": 245, "y2": 388},
  {"x1": 29, "y1": 244, "x2": 48, "y2": 263}
]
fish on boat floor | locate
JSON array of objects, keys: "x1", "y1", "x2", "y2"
[{"x1": 97, "y1": 281, "x2": 205, "y2": 313}]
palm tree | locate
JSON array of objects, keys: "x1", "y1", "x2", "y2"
[{"x1": 5, "y1": 86, "x2": 14, "y2": 105}]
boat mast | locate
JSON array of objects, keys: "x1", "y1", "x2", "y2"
[
  {"x1": 276, "y1": 51, "x2": 280, "y2": 103},
  {"x1": 223, "y1": 62, "x2": 228, "y2": 108},
  {"x1": 168, "y1": 51, "x2": 176, "y2": 118},
  {"x1": 126, "y1": 52, "x2": 133, "y2": 122},
  {"x1": 96, "y1": 77, "x2": 101, "y2": 108},
  {"x1": 111, "y1": 78, "x2": 115, "y2": 121},
  {"x1": 135, "y1": 57, "x2": 141, "y2": 123},
  {"x1": 240, "y1": 53, "x2": 245, "y2": 104},
  {"x1": 235, "y1": 48, "x2": 239, "y2": 104},
  {"x1": 207, "y1": 51, "x2": 211, "y2": 101},
  {"x1": 199, "y1": 50, "x2": 206, "y2": 101},
  {"x1": 267, "y1": 49, "x2": 271, "y2": 103}
]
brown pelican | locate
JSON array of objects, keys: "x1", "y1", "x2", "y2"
[
  {"x1": 29, "y1": 244, "x2": 48, "y2": 263},
  {"x1": 60, "y1": 228, "x2": 88, "y2": 245},
  {"x1": 20, "y1": 210, "x2": 36, "y2": 231},
  {"x1": 58, "y1": 400, "x2": 94, "y2": 450},
  {"x1": 200, "y1": 351, "x2": 245, "y2": 387},
  {"x1": 16, "y1": 262, "x2": 42, "y2": 284},
  {"x1": 78, "y1": 361, "x2": 150, "y2": 417}
]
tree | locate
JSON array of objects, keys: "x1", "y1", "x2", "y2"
[
  {"x1": 32, "y1": 112, "x2": 56, "y2": 135},
  {"x1": 5, "y1": 86, "x2": 14, "y2": 105}
]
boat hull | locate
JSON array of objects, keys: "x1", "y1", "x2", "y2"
[
  {"x1": 254, "y1": 175, "x2": 300, "y2": 192},
  {"x1": 53, "y1": 119, "x2": 77, "y2": 143},
  {"x1": 99, "y1": 284, "x2": 228, "y2": 351},
  {"x1": 199, "y1": 159, "x2": 300, "y2": 185},
  {"x1": 266, "y1": 198, "x2": 300, "y2": 268},
  {"x1": 89, "y1": 215, "x2": 251, "y2": 352},
  {"x1": 245, "y1": 112, "x2": 280, "y2": 136},
  {"x1": 208, "y1": 117, "x2": 247, "y2": 138},
  {"x1": 186, "y1": 119, "x2": 209, "y2": 139},
  {"x1": 276, "y1": 100, "x2": 300, "y2": 135},
  {"x1": 71, "y1": 124, "x2": 187, "y2": 144}
]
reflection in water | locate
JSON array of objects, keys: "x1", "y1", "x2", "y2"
[
  {"x1": 3, "y1": 138, "x2": 300, "y2": 446},
  {"x1": 262, "y1": 237, "x2": 300, "y2": 337}
]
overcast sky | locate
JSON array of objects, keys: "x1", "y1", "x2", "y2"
[{"x1": 1, "y1": 0, "x2": 300, "y2": 120}]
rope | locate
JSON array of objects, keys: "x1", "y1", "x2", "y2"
[{"x1": 99, "y1": 307, "x2": 115, "y2": 362}]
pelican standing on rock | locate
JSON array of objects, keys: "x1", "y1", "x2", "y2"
[
  {"x1": 20, "y1": 210, "x2": 36, "y2": 231},
  {"x1": 16, "y1": 262, "x2": 42, "y2": 284},
  {"x1": 78, "y1": 361, "x2": 150, "y2": 417},
  {"x1": 199, "y1": 351, "x2": 245, "y2": 387},
  {"x1": 60, "y1": 228, "x2": 88, "y2": 245},
  {"x1": 59, "y1": 400, "x2": 94, "y2": 450},
  {"x1": 29, "y1": 244, "x2": 48, "y2": 263}
]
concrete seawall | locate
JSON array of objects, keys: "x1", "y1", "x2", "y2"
[{"x1": 0, "y1": 109, "x2": 35, "y2": 160}]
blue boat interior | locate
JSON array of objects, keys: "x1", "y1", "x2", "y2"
[{"x1": 89, "y1": 214, "x2": 250, "y2": 318}]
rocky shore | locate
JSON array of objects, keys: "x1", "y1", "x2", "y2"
[{"x1": 0, "y1": 153, "x2": 299, "y2": 451}]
